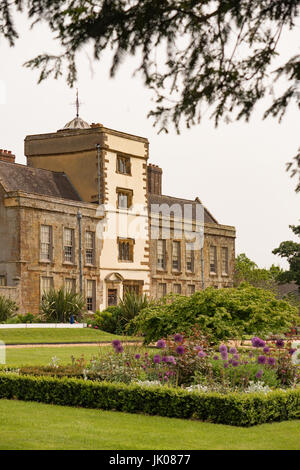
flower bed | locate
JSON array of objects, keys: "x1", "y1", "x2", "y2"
[{"x1": 1, "y1": 329, "x2": 299, "y2": 426}]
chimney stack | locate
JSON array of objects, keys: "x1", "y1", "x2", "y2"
[
  {"x1": 0, "y1": 149, "x2": 16, "y2": 164},
  {"x1": 147, "y1": 164, "x2": 162, "y2": 195}
]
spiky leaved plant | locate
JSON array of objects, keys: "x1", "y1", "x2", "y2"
[
  {"x1": 118, "y1": 291, "x2": 151, "y2": 333},
  {"x1": 40, "y1": 288, "x2": 85, "y2": 323},
  {"x1": 0, "y1": 295, "x2": 18, "y2": 322}
]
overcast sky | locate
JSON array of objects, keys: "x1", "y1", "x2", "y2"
[{"x1": 0, "y1": 11, "x2": 299, "y2": 270}]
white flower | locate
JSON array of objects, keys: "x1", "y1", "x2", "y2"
[
  {"x1": 244, "y1": 381, "x2": 271, "y2": 394},
  {"x1": 134, "y1": 380, "x2": 162, "y2": 387},
  {"x1": 185, "y1": 384, "x2": 209, "y2": 393}
]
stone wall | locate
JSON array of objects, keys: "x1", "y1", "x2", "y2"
[
  {"x1": 0, "y1": 285, "x2": 20, "y2": 305},
  {"x1": 2, "y1": 191, "x2": 102, "y2": 314}
]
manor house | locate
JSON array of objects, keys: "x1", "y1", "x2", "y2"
[{"x1": 0, "y1": 114, "x2": 236, "y2": 314}]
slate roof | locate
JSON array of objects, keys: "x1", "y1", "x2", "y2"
[
  {"x1": 0, "y1": 160, "x2": 81, "y2": 201},
  {"x1": 148, "y1": 193, "x2": 218, "y2": 224}
]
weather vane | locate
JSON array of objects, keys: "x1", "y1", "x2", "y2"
[{"x1": 71, "y1": 89, "x2": 83, "y2": 118}]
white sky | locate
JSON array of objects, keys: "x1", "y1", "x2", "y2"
[{"x1": 0, "y1": 11, "x2": 299, "y2": 270}]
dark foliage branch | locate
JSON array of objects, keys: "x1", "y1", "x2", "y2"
[{"x1": 1, "y1": 1, "x2": 300, "y2": 188}]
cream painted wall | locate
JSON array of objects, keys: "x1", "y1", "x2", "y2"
[{"x1": 98, "y1": 142, "x2": 150, "y2": 309}]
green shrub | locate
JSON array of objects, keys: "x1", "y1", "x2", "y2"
[
  {"x1": 129, "y1": 284, "x2": 298, "y2": 344},
  {"x1": 94, "y1": 293, "x2": 151, "y2": 334},
  {"x1": 94, "y1": 306, "x2": 124, "y2": 334},
  {"x1": 40, "y1": 288, "x2": 85, "y2": 323},
  {"x1": 0, "y1": 372, "x2": 299, "y2": 426},
  {"x1": 0, "y1": 295, "x2": 18, "y2": 322}
]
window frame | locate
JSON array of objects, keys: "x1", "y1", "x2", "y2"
[
  {"x1": 156, "y1": 239, "x2": 167, "y2": 271},
  {"x1": 209, "y1": 245, "x2": 217, "y2": 274},
  {"x1": 116, "y1": 187, "x2": 133, "y2": 209},
  {"x1": 221, "y1": 246, "x2": 229, "y2": 275},
  {"x1": 85, "y1": 231, "x2": 95, "y2": 266},
  {"x1": 118, "y1": 237, "x2": 134, "y2": 262},
  {"x1": 185, "y1": 242, "x2": 195, "y2": 273},
  {"x1": 116, "y1": 154, "x2": 131, "y2": 175},
  {"x1": 40, "y1": 276, "x2": 54, "y2": 299},
  {"x1": 158, "y1": 282, "x2": 167, "y2": 298},
  {"x1": 63, "y1": 227, "x2": 75, "y2": 264},
  {"x1": 172, "y1": 240, "x2": 181, "y2": 272},
  {"x1": 40, "y1": 224, "x2": 53, "y2": 262},
  {"x1": 86, "y1": 279, "x2": 96, "y2": 311}
]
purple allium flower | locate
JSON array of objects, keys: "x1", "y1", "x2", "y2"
[
  {"x1": 289, "y1": 348, "x2": 296, "y2": 355},
  {"x1": 176, "y1": 345, "x2": 185, "y2": 355},
  {"x1": 248, "y1": 351, "x2": 254, "y2": 358},
  {"x1": 156, "y1": 339, "x2": 166, "y2": 349},
  {"x1": 263, "y1": 347, "x2": 270, "y2": 353},
  {"x1": 232, "y1": 360, "x2": 239, "y2": 367},
  {"x1": 167, "y1": 355, "x2": 176, "y2": 365},
  {"x1": 195, "y1": 346, "x2": 203, "y2": 352},
  {"x1": 275, "y1": 339, "x2": 285, "y2": 348},
  {"x1": 233, "y1": 354, "x2": 239, "y2": 360},
  {"x1": 112, "y1": 340, "x2": 121, "y2": 347},
  {"x1": 221, "y1": 351, "x2": 228, "y2": 360},
  {"x1": 268, "y1": 357, "x2": 276, "y2": 366},
  {"x1": 251, "y1": 337, "x2": 265, "y2": 348},
  {"x1": 198, "y1": 350, "x2": 206, "y2": 358},
  {"x1": 229, "y1": 347, "x2": 237, "y2": 354},
  {"x1": 174, "y1": 334, "x2": 183, "y2": 343},
  {"x1": 223, "y1": 362, "x2": 229, "y2": 368},
  {"x1": 219, "y1": 344, "x2": 228, "y2": 353},
  {"x1": 164, "y1": 376, "x2": 168, "y2": 382},
  {"x1": 213, "y1": 355, "x2": 219, "y2": 360},
  {"x1": 135, "y1": 354, "x2": 141, "y2": 360},
  {"x1": 228, "y1": 359, "x2": 233, "y2": 364},
  {"x1": 153, "y1": 354, "x2": 161, "y2": 364},
  {"x1": 256, "y1": 370, "x2": 263, "y2": 379},
  {"x1": 162, "y1": 356, "x2": 168, "y2": 363},
  {"x1": 115, "y1": 344, "x2": 124, "y2": 353},
  {"x1": 258, "y1": 355, "x2": 266, "y2": 364}
]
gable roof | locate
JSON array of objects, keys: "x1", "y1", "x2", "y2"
[
  {"x1": 148, "y1": 193, "x2": 218, "y2": 224},
  {"x1": 0, "y1": 161, "x2": 81, "y2": 201}
]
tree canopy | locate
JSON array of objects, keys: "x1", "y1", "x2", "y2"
[
  {"x1": 234, "y1": 253, "x2": 283, "y2": 292},
  {"x1": 273, "y1": 224, "x2": 300, "y2": 291},
  {"x1": 1, "y1": 1, "x2": 300, "y2": 187}
]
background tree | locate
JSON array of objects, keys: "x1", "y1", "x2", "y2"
[
  {"x1": 273, "y1": 224, "x2": 300, "y2": 292},
  {"x1": 234, "y1": 253, "x2": 283, "y2": 293},
  {"x1": 1, "y1": 1, "x2": 300, "y2": 188}
]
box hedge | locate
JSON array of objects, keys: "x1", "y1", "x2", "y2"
[{"x1": 0, "y1": 373, "x2": 299, "y2": 426}]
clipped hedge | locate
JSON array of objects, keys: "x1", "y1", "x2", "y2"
[{"x1": 0, "y1": 373, "x2": 299, "y2": 426}]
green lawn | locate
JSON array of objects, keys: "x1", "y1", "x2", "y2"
[
  {"x1": 0, "y1": 399, "x2": 299, "y2": 450},
  {"x1": 2, "y1": 345, "x2": 111, "y2": 367},
  {"x1": 0, "y1": 328, "x2": 140, "y2": 345}
]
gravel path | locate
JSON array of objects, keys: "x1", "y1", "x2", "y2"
[{"x1": 5, "y1": 341, "x2": 142, "y2": 349}]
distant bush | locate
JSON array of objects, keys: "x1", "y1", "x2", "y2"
[
  {"x1": 94, "y1": 293, "x2": 151, "y2": 334},
  {"x1": 0, "y1": 295, "x2": 18, "y2": 322},
  {"x1": 94, "y1": 306, "x2": 124, "y2": 334},
  {"x1": 129, "y1": 284, "x2": 298, "y2": 344},
  {"x1": 40, "y1": 288, "x2": 85, "y2": 323}
]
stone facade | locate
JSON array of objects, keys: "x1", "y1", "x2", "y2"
[{"x1": 0, "y1": 119, "x2": 236, "y2": 314}]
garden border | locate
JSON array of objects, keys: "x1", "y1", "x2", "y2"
[{"x1": 0, "y1": 372, "x2": 299, "y2": 427}]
